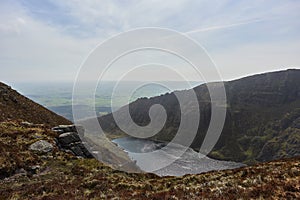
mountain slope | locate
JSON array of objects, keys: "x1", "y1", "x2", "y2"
[
  {"x1": 0, "y1": 82, "x2": 71, "y2": 126},
  {"x1": 0, "y1": 77, "x2": 299, "y2": 199},
  {"x1": 0, "y1": 121, "x2": 299, "y2": 199},
  {"x1": 99, "y1": 69, "x2": 300, "y2": 164}
]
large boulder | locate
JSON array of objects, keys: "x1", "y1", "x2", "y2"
[
  {"x1": 29, "y1": 140, "x2": 53, "y2": 153},
  {"x1": 58, "y1": 132, "x2": 81, "y2": 147}
]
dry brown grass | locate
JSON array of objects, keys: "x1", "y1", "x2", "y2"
[{"x1": 0, "y1": 121, "x2": 299, "y2": 199}]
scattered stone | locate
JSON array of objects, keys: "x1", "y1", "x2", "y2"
[
  {"x1": 21, "y1": 121, "x2": 45, "y2": 128},
  {"x1": 28, "y1": 165, "x2": 41, "y2": 175},
  {"x1": 92, "y1": 151, "x2": 99, "y2": 154},
  {"x1": 15, "y1": 168, "x2": 27, "y2": 175},
  {"x1": 21, "y1": 121, "x2": 33, "y2": 126},
  {"x1": 29, "y1": 140, "x2": 53, "y2": 153}
]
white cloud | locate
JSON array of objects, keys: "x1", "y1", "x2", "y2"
[
  {"x1": 0, "y1": 0, "x2": 299, "y2": 83},
  {"x1": 211, "y1": 41, "x2": 300, "y2": 80},
  {"x1": 0, "y1": 1, "x2": 101, "y2": 82}
]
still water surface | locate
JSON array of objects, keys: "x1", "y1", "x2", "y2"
[{"x1": 113, "y1": 137, "x2": 245, "y2": 176}]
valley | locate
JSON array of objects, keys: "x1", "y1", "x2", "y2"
[{"x1": 0, "y1": 69, "x2": 300, "y2": 199}]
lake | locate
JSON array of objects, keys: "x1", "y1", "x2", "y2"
[{"x1": 113, "y1": 137, "x2": 245, "y2": 176}]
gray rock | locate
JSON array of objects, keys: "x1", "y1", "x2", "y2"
[
  {"x1": 77, "y1": 143, "x2": 93, "y2": 158},
  {"x1": 58, "y1": 132, "x2": 81, "y2": 147},
  {"x1": 53, "y1": 124, "x2": 92, "y2": 158},
  {"x1": 29, "y1": 140, "x2": 53, "y2": 153},
  {"x1": 52, "y1": 125, "x2": 85, "y2": 136},
  {"x1": 52, "y1": 125, "x2": 73, "y2": 133},
  {"x1": 21, "y1": 121, "x2": 34, "y2": 127},
  {"x1": 28, "y1": 165, "x2": 41, "y2": 175},
  {"x1": 70, "y1": 145, "x2": 85, "y2": 157},
  {"x1": 68, "y1": 143, "x2": 93, "y2": 158},
  {"x1": 15, "y1": 168, "x2": 27, "y2": 175}
]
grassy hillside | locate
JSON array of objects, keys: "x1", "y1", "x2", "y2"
[
  {"x1": 0, "y1": 121, "x2": 299, "y2": 199},
  {"x1": 0, "y1": 82, "x2": 71, "y2": 126},
  {"x1": 0, "y1": 81, "x2": 139, "y2": 173}
]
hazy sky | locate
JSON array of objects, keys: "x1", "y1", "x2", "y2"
[{"x1": 1, "y1": 0, "x2": 300, "y2": 83}]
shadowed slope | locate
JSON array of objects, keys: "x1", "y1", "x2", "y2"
[
  {"x1": 0, "y1": 82, "x2": 71, "y2": 126},
  {"x1": 98, "y1": 69, "x2": 300, "y2": 164}
]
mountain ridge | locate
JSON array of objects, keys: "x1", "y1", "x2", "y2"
[{"x1": 99, "y1": 69, "x2": 300, "y2": 164}]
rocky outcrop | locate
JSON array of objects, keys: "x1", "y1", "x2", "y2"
[
  {"x1": 52, "y1": 125, "x2": 93, "y2": 158},
  {"x1": 52, "y1": 125, "x2": 84, "y2": 135}
]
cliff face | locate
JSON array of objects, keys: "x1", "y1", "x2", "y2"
[
  {"x1": 99, "y1": 69, "x2": 300, "y2": 164},
  {"x1": 0, "y1": 82, "x2": 71, "y2": 126}
]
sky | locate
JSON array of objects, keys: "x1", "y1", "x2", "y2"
[{"x1": 0, "y1": 0, "x2": 300, "y2": 83}]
